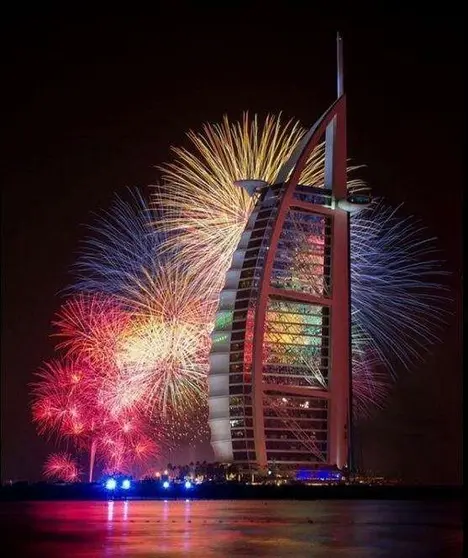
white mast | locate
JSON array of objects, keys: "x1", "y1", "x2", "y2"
[{"x1": 337, "y1": 32, "x2": 344, "y2": 98}]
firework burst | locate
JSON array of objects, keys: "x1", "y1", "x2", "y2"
[
  {"x1": 117, "y1": 265, "x2": 213, "y2": 418},
  {"x1": 98, "y1": 410, "x2": 159, "y2": 475},
  {"x1": 52, "y1": 294, "x2": 130, "y2": 368},
  {"x1": 152, "y1": 113, "x2": 447, "y2": 416},
  {"x1": 350, "y1": 200, "x2": 448, "y2": 371},
  {"x1": 44, "y1": 452, "x2": 81, "y2": 482},
  {"x1": 32, "y1": 112, "x2": 448, "y2": 477},
  {"x1": 71, "y1": 188, "x2": 165, "y2": 296},
  {"x1": 31, "y1": 359, "x2": 96, "y2": 442},
  {"x1": 154, "y1": 114, "x2": 347, "y2": 295}
]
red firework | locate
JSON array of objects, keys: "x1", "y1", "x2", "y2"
[
  {"x1": 44, "y1": 452, "x2": 81, "y2": 482},
  {"x1": 31, "y1": 357, "x2": 160, "y2": 480},
  {"x1": 31, "y1": 359, "x2": 96, "y2": 441},
  {"x1": 52, "y1": 294, "x2": 130, "y2": 368},
  {"x1": 98, "y1": 411, "x2": 159, "y2": 474}
]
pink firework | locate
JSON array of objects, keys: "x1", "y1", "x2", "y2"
[
  {"x1": 52, "y1": 294, "x2": 131, "y2": 368},
  {"x1": 31, "y1": 357, "x2": 159, "y2": 481},
  {"x1": 31, "y1": 359, "x2": 96, "y2": 441},
  {"x1": 44, "y1": 452, "x2": 81, "y2": 482},
  {"x1": 352, "y1": 350, "x2": 389, "y2": 419},
  {"x1": 98, "y1": 411, "x2": 159, "y2": 475}
]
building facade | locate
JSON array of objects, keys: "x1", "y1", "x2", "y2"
[{"x1": 208, "y1": 40, "x2": 366, "y2": 473}]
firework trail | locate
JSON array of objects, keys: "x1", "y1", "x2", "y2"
[
  {"x1": 152, "y1": 113, "x2": 447, "y2": 415},
  {"x1": 351, "y1": 348, "x2": 389, "y2": 418},
  {"x1": 32, "y1": 112, "x2": 448, "y2": 476},
  {"x1": 43, "y1": 452, "x2": 81, "y2": 482},
  {"x1": 31, "y1": 359, "x2": 96, "y2": 441},
  {"x1": 350, "y1": 200, "x2": 448, "y2": 371},
  {"x1": 31, "y1": 358, "x2": 160, "y2": 480},
  {"x1": 116, "y1": 265, "x2": 213, "y2": 420},
  {"x1": 53, "y1": 294, "x2": 131, "y2": 368},
  {"x1": 71, "y1": 188, "x2": 166, "y2": 296}
]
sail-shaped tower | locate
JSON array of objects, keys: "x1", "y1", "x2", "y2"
[{"x1": 208, "y1": 35, "x2": 369, "y2": 473}]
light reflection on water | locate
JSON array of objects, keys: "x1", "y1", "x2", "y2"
[{"x1": 0, "y1": 499, "x2": 462, "y2": 557}]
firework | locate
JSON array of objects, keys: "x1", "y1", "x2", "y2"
[
  {"x1": 155, "y1": 113, "x2": 365, "y2": 293},
  {"x1": 152, "y1": 113, "x2": 446, "y2": 415},
  {"x1": 31, "y1": 359, "x2": 96, "y2": 441},
  {"x1": 155, "y1": 114, "x2": 333, "y2": 295},
  {"x1": 50, "y1": 272, "x2": 208, "y2": 457},
  {"x1": 32, "y1": 112, "x2": 448, "y2": 477},
  {"x1": 62, "y1": 193, "x2": 213, "y2": 423},
  {"x1": 31, "y1": 357, "x2": 159, "y2": 480},
  {"x1": 116, "y1": 316, "x2": 208, "y2": 414},
  {"x1": 51, "y1": 294, "x2": 141, "y2": 417},
  {"x1": 350, "y1": 201, "x2": 448, "y2": 371},
  {"x1": 31, "y1": 358, "x2": 103, "y2": 480},
  {"x1": 43, "y1": 452, "x2": 81, "y2": 482},
  {"x1": 71, "y1": 188, "x2": 165, "y2": 296},
  {"x1": 52, "y1": 293, "x2": 130, "y2": 368},
  {"x1": 98, "y1": 410, "x2": 160, "y2": 475},
  {"x1": 116, "y1": 265, "x2": 213, "y2": 418}
]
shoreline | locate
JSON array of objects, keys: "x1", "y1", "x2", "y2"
[{"x1": 0, "y1": 483, "x2": 462, "y2": 502}]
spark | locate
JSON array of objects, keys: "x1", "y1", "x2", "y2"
[
  {"x1": 152, "y1": 113, "x2": 447, "y2": 416},
  {"x1": 154, "y1": 113, "x2": 346, "y2": 296},
  {"x1": 52, "y1": 294, "x2": 131, "y2": 368},
  {"x1": 32, "y1": 112, "x2": 448, "y2": 474},
  {"x1": 31, "y1": 358, "x2": 160, "y2": 480},
  {"x1": 43, "y1": 452, "x2": 81, "y2": 482},
  {"x1": 71, "y1": 188, "x2": 165, "y2": 296},
  {"x1": 350, "y1": 200, "x2": 449, "y2": 371}
]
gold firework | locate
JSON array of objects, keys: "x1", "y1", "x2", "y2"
[{"x1": 153, "y1": 113, "x2": 362, "y2": 296}]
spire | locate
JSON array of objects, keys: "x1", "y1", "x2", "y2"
[{"x1": 337, "y1": 32, "x2": 344, "y2": 97}]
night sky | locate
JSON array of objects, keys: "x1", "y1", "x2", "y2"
[{"x1": 2, "y1": 12, "x2": 462, "y2": 483}]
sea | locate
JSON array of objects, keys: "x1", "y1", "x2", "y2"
[{"x1": 0, "y1": 499, "x2": 462, "y2": 557}]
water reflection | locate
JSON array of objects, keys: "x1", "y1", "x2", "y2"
[
  {"x1": 184, "y1": 499, "x2": 191, "y2": 553},
  {"x1": 107, "y1": 500, "x2": 113, "y2": 523},
  {"x1": 0, "y1": 499, "x2": 462, "y2": 557}
]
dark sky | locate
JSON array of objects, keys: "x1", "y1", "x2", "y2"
[{"x1": 2, "y1": 11, "x2": 462, "y2": 483}]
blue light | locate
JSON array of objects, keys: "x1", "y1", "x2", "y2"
[
  {"x1": 296, "y1": 469, "x2": 343, "y2": 482},
  {"x1": 105, "y1": 478, "x2": 117, "y2": 490},
  {"x1": 121, "y1": 479, "x2": 131, "y2": 490},
  {"x1": 184, "y1": 480, "x2": 192, "y2": 489},
  {"x1": 163, "y1": 481, "x2": 170, "y2": 489}
]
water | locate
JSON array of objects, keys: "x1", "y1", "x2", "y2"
[{"x1": 0, "y1": 500, "x2": 462, "y2": 557}]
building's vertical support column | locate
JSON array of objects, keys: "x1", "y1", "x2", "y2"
[
  {"x1": 329, "y1": 209, "x2": 350, "y2": 468},
  {"x1": 249, "y1": 92, "x2": 349, "y2": 473},
  {"x1": 328, "y1": 100, "x2": 350, "y2": 469}
]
